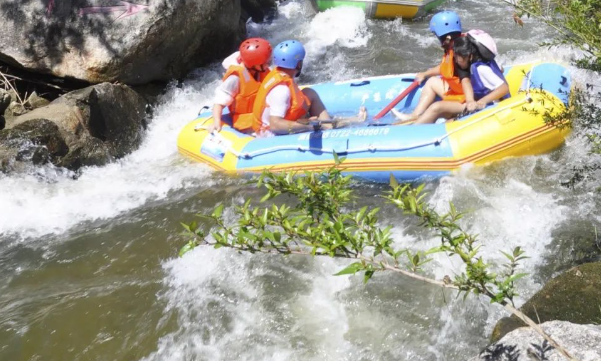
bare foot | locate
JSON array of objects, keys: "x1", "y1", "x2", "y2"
[
  {"x1": 391, "y1": 108, "x2": 416, "y2": 122},
  {"x1": 358, "y1": 106, "x2": 367, "y2": 122}
]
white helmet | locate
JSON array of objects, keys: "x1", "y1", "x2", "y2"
[{"x1": 467, "y1": 29, "x2": 498, "y2": 61}]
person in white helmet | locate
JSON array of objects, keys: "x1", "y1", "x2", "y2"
[{"x1": 460, "y1": 29, "x2": 509, "y2": 110}]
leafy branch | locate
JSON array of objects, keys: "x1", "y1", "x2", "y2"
[{"x1": 179, "y1": 160, "x2": 578, "y2": 360}]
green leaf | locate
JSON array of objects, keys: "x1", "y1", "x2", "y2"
[
  {"x1": 363, "y1": 270, "x2": 375, "y2": 284},
  {"x1": 212, "y1": 204, "x2": 224, "y2": 218},
  {"x1": 389, "y1": 173, "x2": 399, "y2": 188},
  {"x1": 412, "y1": 253, "x2": 420, "y2": 266},
  {"x1": 179, "y1": 241, "x2": 197, "y2": 257},
  {"x1": 180, "y1": 222, "x2": 191, "y2": 232},
  {"x1": 507, "y1": 273, "x2": 529, "y2": 283},
  {"x1": 334, "y1": 262, "x2": 364, "y2": 276}
]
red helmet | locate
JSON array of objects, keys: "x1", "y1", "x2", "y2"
[{"x1": 239, "y1": 38, "x2": 272, "y2": 68}]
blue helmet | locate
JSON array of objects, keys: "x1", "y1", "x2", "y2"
[
  {"x1": 273, "y1": 40, "x2": 306, "y2": 69},
  {"x1": 429, "y1": 11, "x2": 462, "y2": 37}
]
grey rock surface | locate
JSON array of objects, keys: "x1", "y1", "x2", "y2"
[
  {"x1": 3, "y1": 82, "x2": 147, "y2": 171},
  {"x1": 0, "y1": 0, "x2": 243, "y2": 84},
  {"x1": 471, "y1": 321, "x2": 601, "y2": 361}
]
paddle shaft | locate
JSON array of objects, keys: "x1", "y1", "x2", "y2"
[{"x1": 373, "y1": 80, "x2": 419, "y2": 120}]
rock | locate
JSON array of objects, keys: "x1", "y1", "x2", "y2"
[
  {"x1": 25, "y1": 92, "x2": 51, "y2": 110},
  {"x1": 0, "y1": 119, "x2": 68, "y2": 172},
  {"x1": 0, "y1": 89, "x2": 11, "y2": 115},
  {"x1": 471, "y1": 321, "x2": 601, "y2": 361},
  {"x1": 536, "y1": 220, "x2": 601, "y2": 281},
  {"x1": 0, "y1": 0, "x2": 244, "y2": 85},
  {"x1": 5, "y1": 101, "x2": 28, "y2": 117},
  {"x1": 5, "y1": 82, "x2": 147, "y2": 171},
  {"x1": 492, "y1": 262, "x2": 601, "y2": 342},
  {"x1": 241, "y1": 0, "x2": 278, "y2": 22}
]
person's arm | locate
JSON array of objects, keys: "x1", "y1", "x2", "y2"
[
  {"x1": 415, "y1": 65, "x2": 441, "y2": 84},
  {"x1": 269, "y1": 116, "x2": 315, "y2": 134},
  {"x1": 474, "y1": 65, "x2": 510, "y2": 108},
  {"x1": 461, "y1": 77, "x2": 477, "y2": 112},
  {"x1": 210, "y1": 104, "x2": 225, "y2": 132},
  {"x1": 208, "y1": 75, "x2": 239, "y2": 132},
  {"x1": 476, "y1": 83, "x2": 509, "y2": 108}
]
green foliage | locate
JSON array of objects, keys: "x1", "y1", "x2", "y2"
[
  {"x1": 179, "y1": 163, "x2": 528, "y2": 307},
  {"x1": 510, "y1": 0, "x2": 601, "y2": 65},
  {"x1": 507, "y1": 0, "x2": 601, "y2": 186}
]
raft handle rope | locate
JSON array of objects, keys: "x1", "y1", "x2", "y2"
[
  {"x1": 198, "y1": 105, "x2": 210, "y2": 116},
  {"x1": 206, "y1": 97, "x2": 532, "y2": 159}
]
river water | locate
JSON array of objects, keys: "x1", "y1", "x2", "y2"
[{"x1": 1, "y1": 1, "x2": 600, "y2": 360}]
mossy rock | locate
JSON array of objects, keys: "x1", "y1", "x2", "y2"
[{"x1": 492, "y1": 262, "x2": 601, "y2": 342}]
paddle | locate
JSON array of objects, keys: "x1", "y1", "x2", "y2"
[{"x1": 373, "y1": 80, "x2": 419, "y2": 120}]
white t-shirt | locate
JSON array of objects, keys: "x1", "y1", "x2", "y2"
[
  {"x1": 475, "y1": 65, "x2": 505, "y2": 91},
  {"x1": 258, "y1": 85, "x2": 292, "y2": 137},
  {"x1": 222, "y1": 51, "x2": 241, "y2": 70},
  {"x1": 213, "y1": 75, "x2": 240, "y2": 107}
]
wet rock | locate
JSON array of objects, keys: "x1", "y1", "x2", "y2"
[
  {"x1": 242, "y1": 0, "x2": 278, "y2": 22},
  {"x1": 0, "y1": 0, "x2": 244, "y2": 85},
  {"x1": 536, "y1": 219, "x2": 601, "y2": 281},
  {"x1": 0, "y1": 119, "x2": 68, "y2": 172},
  {"x1": 471, "y1": 321, "x2": 601, "y2": 361},
  {"x1": 5, "y1": 82, "x2": 147, "y2": 171},
  {"x1": 492, "y1": 262, "x2": 601, "y2": 343}
]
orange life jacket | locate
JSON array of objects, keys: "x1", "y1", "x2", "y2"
[
  {"x1": 440, "y1": 49, "x2": 466, "y2": 103},
  {"x1": 252, "y1": 68, "x2": 311, "y2": 133},
  {"x1": 222, "y1": 65, "x2": 268, "y2": 131}
]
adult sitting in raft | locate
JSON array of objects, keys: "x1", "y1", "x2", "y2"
[
  {"x1": 208, "y1": 38, "x2": 272, "y2": 134},
  {"x1": 252, "y1": 40, "x2": 366, "y2": 137},
  {"x1": 392, "y1": 11, "x2": 470, "y2": 125}
]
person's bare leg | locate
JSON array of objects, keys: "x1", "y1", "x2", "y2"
[
  {"x1": 335, "y1": 106, "x2": 367, "y2": 128},
  {"x1": 302, "y1": 88, "x2": 330, "y2": 120},
  {"x1": 302, "y1": 88, "x2": 367, "y2": 128},
  {"x1": 393, "y1": 77, "x2": 447, "y2": 122},
  {"x1": 413, "y1": 101, "x2": 466, "y2": 124}
]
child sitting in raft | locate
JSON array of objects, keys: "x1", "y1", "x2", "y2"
[{"x1": 459, "y1": 29, "x2": 510, "y2": 111}]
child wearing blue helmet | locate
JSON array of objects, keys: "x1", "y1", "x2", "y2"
[
  {"x1": 252, "y1": 40, "x2": 366, "y2": 136},
  {"x1": 392, "y1": 11, "x2": 472, "y2": 124}
]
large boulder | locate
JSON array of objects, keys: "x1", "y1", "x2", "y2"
[
  {"x1": 470, "y1": 321, "x2": 601, "y2": 361},
  {"x1": 0, "y1": 0, "x2": 244, "y2": 84},
  {"x1": 492, "y1": 262, "x2": 601, "y2": 343},
  {"x1": 3, "y1": 82, "x2": 147, "y2": 171}
]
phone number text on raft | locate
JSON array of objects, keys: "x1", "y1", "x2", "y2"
[{"x1": 297, "y1": 127, "x2": 390, "y2": 141}]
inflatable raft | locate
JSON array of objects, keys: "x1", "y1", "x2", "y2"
[
  {"x1": 177, "y1": 62, "x2": 571, "y2": 182},
  {"x1": 310, "y1": 0, "x2": 445, "y2": 19}
]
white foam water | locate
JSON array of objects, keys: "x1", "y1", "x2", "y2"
[{"x1": 0, "y1": 71, "x2": 222, "y2": 241}]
